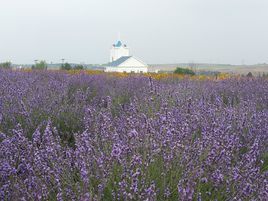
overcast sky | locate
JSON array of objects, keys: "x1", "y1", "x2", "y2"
[{"x1": 0, "y1": 0, "x2": 267, "y2": 64}]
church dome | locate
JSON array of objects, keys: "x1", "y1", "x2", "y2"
[{"x1": 115, "y1": 40, "x2": 122, "y2": 47}]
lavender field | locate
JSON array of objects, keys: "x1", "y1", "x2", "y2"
[{"x1": 0, "y1": 70, "x2": 267, "y2": 200}]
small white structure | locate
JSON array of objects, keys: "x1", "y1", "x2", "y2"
[{"x1": 105, "y1": 40, "x2": 148, "y2": 73}]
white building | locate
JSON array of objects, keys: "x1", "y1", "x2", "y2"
[
  {"x1": 110, "y1": 40, "x2": 130, "y2": 62},
  {"x1": 105, "y1": 40, "x2": 148, "y2": 73}
]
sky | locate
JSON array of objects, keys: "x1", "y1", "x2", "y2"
[{"x1": 0, "y1": 0, "x2": 268, "y2": 65}]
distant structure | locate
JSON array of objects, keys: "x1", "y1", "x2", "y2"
[{"x1": 105, "y1": 39, "x2": 148, "y2": 73}]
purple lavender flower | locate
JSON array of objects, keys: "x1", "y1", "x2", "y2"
[{"x1": 0, "y1": 70, "x2": 267, "y2": 200}]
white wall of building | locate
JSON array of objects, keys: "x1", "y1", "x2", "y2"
[
  {"x1": 105, "y1": 66, "x2": 148, "y2": 73},
  {"x1": 106, "y1": 56, "x2": 149, "y2": 73},
  {"x1": 110, "y1": 46, "x2": 130, "y2": 62}
]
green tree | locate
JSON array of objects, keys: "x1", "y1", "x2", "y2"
[
  {"x1": 174, "y1": 67, "x2": 195, "y2": 75},
  {"x1": 73, "y1": 64, "x2": 84, "y2": 70},
  {"x1": 0, "y1": 61, "x2": 12, "y2": 69},
  {"x1": 32, "y1": 60, "x2": 48, "y2": 70},
  {"x1": 61, "y1": 63, "x2": 72, "y2": 70}
]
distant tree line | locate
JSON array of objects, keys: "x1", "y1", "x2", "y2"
[
  {"x1": 30, "y1": 61, "x2": 85, "y2": 70},
  {"x1": 0, "y1": 62, "x2": 12, "y2": 69},
  {"x1": 246, "y1": 72, "x2": 268, "y2": 78}
]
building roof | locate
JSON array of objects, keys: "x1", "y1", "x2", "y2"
[{"x1": 108, "y1": 56, "x2": 132, "y2": 67}]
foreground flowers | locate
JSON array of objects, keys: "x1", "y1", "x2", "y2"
[{"x1": 0, "y1": 70, "x2": 267, "y2": 200}]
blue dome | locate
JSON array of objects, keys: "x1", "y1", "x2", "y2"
[{"x1": 115, "y1": 40, "x2": 122, "y2": 47}]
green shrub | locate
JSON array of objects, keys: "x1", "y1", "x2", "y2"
[
  {"x1": 174, "y1": 67, "x2": 195, "y2": 75},
  {"x1": 61, "y1": 63, "x2": 72, "y2": 70},
  {"x1": 32, "y1": 60, "x2": 48, "y2": 70},
  {"x1": 247, "y1": 72, "x2": 253, "y2": 77},
  {"x1": 73, "y1": 64, "x2": 84, "y2": 70}
]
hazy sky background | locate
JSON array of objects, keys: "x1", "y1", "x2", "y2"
[{"x1": 0, "y1": 0, "x2": 268, "y2": 64}]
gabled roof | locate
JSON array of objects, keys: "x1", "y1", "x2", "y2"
[
  {"x1": 108, "y1": 56, "x2": 132, "y2": 67},
  {"x1": 129, "y1": 56, "x2": 148, "y2": 67}
]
